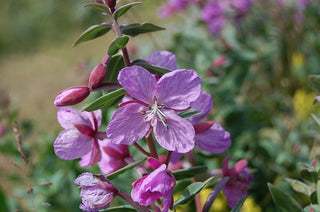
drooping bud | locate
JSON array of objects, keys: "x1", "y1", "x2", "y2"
[
  {"x1": 54, "y1": 86, "x2": 90, "y2": 107},
  {"x1": 105, "y1": 0, "x2": 117, "y2": 12},
  {"x1": 89, "y1": 64, "x2": 107, "y2": 89}
]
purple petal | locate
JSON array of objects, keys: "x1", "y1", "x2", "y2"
[
  {"x1": 74, "y1": 172, "x2": 100, "y2": 186},
  {"x1": 195, "y1": 122, "x2": 231, "y2": 154},
  {"x1": 148, "y1": 157, "x2": 162, "y2": 170},
  {"x1": 223, "y1": 184, "x2": 248, "y2": 208},
  {"x1": 82, "y1": 110, "x2": 102, "y2": 131},
  {"x1": 154, "y1": 110, "x2": 195, "y2": 153},
  {"x1": 79, "y1": 151, "x2": 93, "y2": 167},
  {"x1": 156, "y1": 69, "x2": 201, "y2": 110},
  {"x1": 107, "y1": 103, "x2": 151, "y2": 145},
  {"x1": 207, "y1": 17, "x2": 225, "y2": 36},
  {"x1": 146, "y1": 51, "x2": 178, "y2": 71},
  {"x1": 189, "y1": 91, "x2": 213, "y2": 124},
  {"x1": 57, "y1": 107, "x2": 91, "y2": 130},
  {"x1": 118, "y1": 66, "x2": 156, "y2": 105},
  {"x1": 80, "y1": 185, "x2": 112, "y2": 210},
  {"x1": 170, "y1": 152, "x2": 182, "y2": 164},
  {"x1": 79, "y1": 140, "x2": 101, "y2": 167},
  {"x1": 54, "y1": 129, "x2": 92, "y2": 160}
]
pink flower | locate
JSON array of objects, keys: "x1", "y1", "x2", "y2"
[
  {"x1": 131, "y1": 158, "x2": 175, "y2": 212},
  {"x1": 201, "y1": 1, "x2": 225, "y2": 36},
  {"x1": 222, "y1": 155, "x2": 253, "y2": 208},
  {"x1": 106, "y1": 65, "x2": 201, "y2": 153},
  {"x1": 54, "y1": 108, "x2": 103, "y2": 166},
  {"x1": 159, "y1": 0, "x2": 193, "y2": 18},
  {"x1": 54, "y1": 86, "x2": 90, "y2": 107},
  {"x1": 74, "y1": 172, "x2": 118, "y2": 212}
]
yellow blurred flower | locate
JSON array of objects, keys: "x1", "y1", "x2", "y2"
[
  {"x1": 292, "y1": 52, "x2": 305, "y2": 68},
  {"x1": 241, "y1": 196, "x2": 262, "y2": 212},
  {"x1": 293, "y1": 89, "x2": 317, "y2": 120}
]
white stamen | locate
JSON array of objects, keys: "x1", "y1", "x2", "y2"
[{"x1": 143, "y1": 100, "x2": 169, "y2": 130}]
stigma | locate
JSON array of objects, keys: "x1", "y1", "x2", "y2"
[{"x1": 142, "y1": 100, "x2": 169, "y2": 130}]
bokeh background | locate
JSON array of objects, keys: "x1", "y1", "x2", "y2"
[{"x1": 1, "y1": 0, "x2": 320, "y2": 211}]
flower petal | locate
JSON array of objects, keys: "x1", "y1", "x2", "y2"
[
  {"x1": 82, "y1": 110, "x2": 102, "y2": 130},
  {"x1": 118, "y1": 66, "x2": 156, "y2": 105},
  {"x1": 79, "y1": 139, "x2": 102, "y2": 167},
  {"x1": 223, "y1": 184, "x2": 248, "y2": 208},
  {"x1": 107, "y1": 103, "x2": 151, "y2": 145},
  {"x1": 154, "y1": 110, "x2": 195, "y2": 153},
  {"x1": 74, "y1": 172, "x2": 100, "y2": 186},
  {"x1": 80, "y1": 185, "x2": 112, "y2": 210},
  {"x1": 57, "y1": 107, "x2": 91, "y2": 130},
  {"x1": 156, "y1": 69, "x2": 201, "y2": 110},
  {"x1": 189, "y1": 91, "x2": 213, "y2": 124},
  {"x1": 146, "y1": 51, "x2": 178, "y2": 71},
  {"x1": 54, "y1": 129, "x2": 92, "y2": 160},
  {"x1": 195, "y1": 122, "x2": 231, "y2": 154}
]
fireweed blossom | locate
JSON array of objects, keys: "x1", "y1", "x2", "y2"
[
  {"x1": 74, "y1": 172, "x2": 118, "y2": 212},
  {"x1": 159, "y1": 0, "x2": 194, "y2": 18},
  {"x1": 131, "y1": 158, "x2": 175, "y2": 212},
  {"x1": 54, "y1": 107, "x2": 104, "y2": 166},
  {"x1": 106, "y1": 65, "x2": 201, "y2": 153},
  {"x1": 222, "y1": 155, "x2": 253, "y2": 208}
]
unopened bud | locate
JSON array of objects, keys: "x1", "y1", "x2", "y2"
[
  {"x1": 213, "y1": 55, "x2": 227, "y2": 68},
  {"x1": 89, "y1": 64, "x2": 107, "y2": 89},
  {"x1": 54, "y1": 86, "x2": 90, "y2": 107},
  {"x1": 105, "y1": 0, "x2": 116, "y2": 12}
]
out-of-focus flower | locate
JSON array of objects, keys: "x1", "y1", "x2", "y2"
[
  {"x1": 222, "y1": 156, "x2": 253, "y2": 208},
  {"x1": 107, "y1": 65, "x2": 201, "y2": 153},
  {"x1": 240, "y1": 196, "x2": 262, "y2": 212},
  {"x1": 74, "y1": 172, "x2": 118, "y2": 212},
  {"x1": 293, "y1": 89, "x2": 317, "y2": 120},
  {"x1": 231, "y1": 0, "x2": 252, "y2": 16},
  {"x1": 202, "y1": 1, "x2": 225, "y2": 36},
  {"x1": 159, "y1": 0, "x2": 194, "y2": 18},
  {"x1": 131, "y1": 158, "x2": 176, "y2": 212},
  {"x1": 213, "y1": 55, "x2": 227, "y2": 68},
  {"x1": 200, "y1": 189, "x2": 228, "y2": 212},
  {"x1": 54, "y1": 86, "x2": 90, "y2": 107},
  {"x1": 54, "y1": 108, "x2": 103, "y2": 166},
  {"x1": 89, "y1": 63, "x2": 107, "y2": 89},
  {"x1": 98, "y1": 142, "x2": 130, "y2": 174},
  {"x1": 292, "y1": 52, "x2": 305, "y2": 68}
]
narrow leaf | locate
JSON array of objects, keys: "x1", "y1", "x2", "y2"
[
  {"x1": 172, "y1": 166, "x2": 208, "y2": 181},
  {"x1": 104, "y1": 205, "x2": 136, "y2": 211},
  {"x1": 132, "y1": 59, "x2": 171, "y2": 76},
  {"x1": 268, "y1": 183, "x2": 304, "y2": 212},
  {"x1": 82, "y1": 88, "x2": 126, "y2": 112},
  {"x1": 284, "y1": 178, "x2": 312, "y2": 195},
  {"x1": 73, "y1": 22, "x2": 112, "y2": 47},
  {"x1": 83, "y1": 3, "x2": 110, "y2": 14},
  {"x1": 106, "y1": 55, "x2": 125, "y2": 83},
  {"x1": 300, "y1": 169, "x2": 318, "y2": 184},
  {"x1": 113, "y1": 2, "x2": 142, "y2": 20},
  {"x1": 311, "y1": 113, "x2": 320, "y2": 127},
  {"x1": 178, "y1": 109, "x2": 202, "y2": 119},
  {"x1": 120, "y1": 23, "x2": 165, "y2": 36},
  {"x1": 108, "y1": 36, "x2": 129, "y2": 56},
  {"x1": 174, "y1": 177, "x2": 214, "y2": 206},
  {"x1": 107, "y1": 157, "x2": 147, "y2": 180},
  {"x1": 309, "y1": 75, "x2": 320, "y2": 94},
  {"x1": 202, "y1": 177, "x2": 230, "y2": 212},
  {"x1": 230, "y1": 195, "x2": 247, "y2": 212}
]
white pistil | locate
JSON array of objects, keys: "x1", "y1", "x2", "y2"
[{"x1": 143, "y1": 100, "x2": 169, "y2": 130}]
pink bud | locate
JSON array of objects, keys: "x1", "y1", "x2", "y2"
[
  {"x1": 105, "y1": 0, "x2": 116, "y2": 12},
  {"x1": 213, "y1": 55, "x2": 227, "y2": 68},
  {"x1": 89, "y1": 64, "x2": 107, "y2": 89},
  {"x1": 54, "y1": 86, "x2": 90, "y2": 107}
]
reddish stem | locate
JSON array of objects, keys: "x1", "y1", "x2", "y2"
[
  {"x1": 146, "y1": 135, "x2": 158, "y2": 159},
  {"x1": 134, "y1": 143, "x2": 151, "y2": 157}
]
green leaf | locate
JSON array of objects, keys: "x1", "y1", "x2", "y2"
[
  {"x1": 317, "y1": 181, "x2": 320, "y2": 204},
  {"x1": 108, "y1": 36, "x2": 129, "y2": 56},
  {"x1": 113, "y1": 2, "x2": 142, "y2": 20},
  {"x1": 202, "y1": 177, "x2": 229, "y2": 212},
  {"x1": 230, "y1": 195, "x2": 247, "y2": 212},
  {"x1": 311, "y1": 113, "x2": 320, "y2": 127},
  {"x1": 107, "y1": 157, "x2": 147, "y2": 180},
  {"x1": 284, "y1": 178, "x2": 312, "y2": 195},
  {"x1": 72, "y1": 22, "x2": 112, "y2": 47},
  {"x1": 132, "y1": 59, "x2": 171, "y2": 76},
  {"x1": 311, "y1": 204, "x2": 320, "y2": 211},
  {"x1": 106, "y1": 55, "x2": 125, "y2": 83},
  {"x1": 300, "y1": 169, "x2": 318, "y2": 184},
  {"x1": 83, "y1": 88, "x2": 126, "y2": 112},
  {"x1": 178, "y1": 109, "x2": 202, "y2": 119},
  {"x1": 172, "y1": 166, "x2": 208, "y2": 181},
  {"x1": 104, "y1": 205, "x2": 136, "y2": 211},
  {"x1": 83, "y1": 3, "x2": 110, "y2": 14},
  {"x1": 267, "y1": 183, "x2": 304, "y2": 212},
  {"x1": 309, "y1": 75, "x2": 320, "y2": 94},
  {"x1": 120, "y1": 23, "x2": 165, "y2": 36},
  {"x1": 174, "y1": 177, "x2": 214, "y2": 206}
]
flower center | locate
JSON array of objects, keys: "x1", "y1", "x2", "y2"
[{"x1": 142, "y1": 100, "x2": 168, "y2": 130}]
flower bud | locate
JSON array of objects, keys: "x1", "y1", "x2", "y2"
[
  {"x1": 213, "y1": 55, "x2": 227, "y2": 68},
  {"x1": 89, "y1": 64, "x2": 107, "y2": 89},
  {"x1": 105, "y1": 0, "x2": 116, "y2": 12},
  {"x1": 94, "y1": 0, "x2": 104, "y2": 4},
  {"x1": 54, "y1": 86, "x2": 90, "y2": 107}
]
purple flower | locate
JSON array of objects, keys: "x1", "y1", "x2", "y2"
[
  {"x1": 74, "y1": 173, "x2": 118, "y2": 212},
  {"x1": 131, "y1": 158, "x2": 175, "y2": 212},
  {"x1": 146, "y1": 51, "x2": 178, "y2": 71},
  {"x1": 54, "y1": 107, "x2": 103, "y2": 166},
  {"x1": 231, "y1": 0, "x2": 252, "y2": 15},
  {"x1": 222, "y1": 156, "x2": 253, "y2": 208},
  {"x1": 98, "y1": 141, "x2": 130, "y2": 174},
  {"x1": 159, "y1": 0, "x2": 193, "y2": 18},
  {"x1": 106, "y1": 65, "x2": 201, "y2": 153},
  {"x1": 201, "y1": 2, "x2": 225, "y2": 36}
]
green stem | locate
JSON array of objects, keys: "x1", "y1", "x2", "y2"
[
  {"x1": 118, "y1": 190, "x2": 151, "y2": 212},
  {"x1": 112, "y1": 19, "x2": 131, "y2": 67}
]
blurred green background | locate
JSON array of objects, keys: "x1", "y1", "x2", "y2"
[{"x1": 1, "y1": 0, "x2": 320, "y2": 211}]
